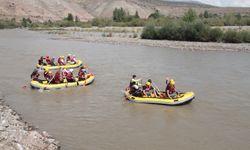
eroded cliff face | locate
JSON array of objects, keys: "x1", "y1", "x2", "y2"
[
  {"x1": 0, "y1": 0, "x2": 250, "y2": 22},
  {"x1": 0, "y1": 0, "x2": 93, "y2": 22}
]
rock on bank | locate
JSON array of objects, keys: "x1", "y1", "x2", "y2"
[{"x1": 0, "y1": 92, "x2": 60, "y2": 150}]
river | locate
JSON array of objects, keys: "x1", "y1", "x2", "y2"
[{"x1": 0, "y1": 29, "x2": 250, "y2": 150}]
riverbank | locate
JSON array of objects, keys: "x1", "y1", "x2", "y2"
[
  {"x1": 45, "y1": 27, "x2": 250, "y2": 52},
  {"x1": 0, "y1": 92, "x2": 60, "y2": 150}
]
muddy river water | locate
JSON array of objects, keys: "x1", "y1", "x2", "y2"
[{"x1": 0, "y1": 29, "x2": 250, "y2": 150}]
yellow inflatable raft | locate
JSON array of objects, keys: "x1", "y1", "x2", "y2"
[
  {"x1": 30, "y1": 74, "x2": 95, "y2": 90},
  {"x1": 124, "y1": 90, "x2": 195, "y2": 106},
  {"x1": 36, "y1": 60, "x2": 83, "y2": 70}
]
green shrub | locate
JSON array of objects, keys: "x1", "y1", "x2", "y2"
[
  {"x1": 148, "y1": 10, "x2": 161, "y2": 19},
  {"x1": 193, "y1": 21, "x2": 210, "y2": 41},
  {"x1": 223, "y1": 29, "x2": 242, "y2": 43},
  {"x1": 183, "y1": 8, "x2": 198, "y2": 22},
  {"x1": 209, "y1": 28, "x2": 223, "y2": 42},
  {"x1": 91, "y1": 18, "x2": 112, "y2": 27},
  {"x1": 239, "y1": 31, "x2": 250, "y2": 43},
  {"x1": 158, "y1": 22, "x2": 182, "y2": 40},
  {"x1": 0, "y1": 19, "x2": 19, "y2": 29},
  {"x1": 141, "y1": 25, "x2": 157, "y2": 39}
]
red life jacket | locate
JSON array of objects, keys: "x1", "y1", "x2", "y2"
[
  {"x1": 54, "y1": 71, "x2": 61, "y2": 82},
  {"x1": 71, "y1": 57, "x2": 76, "y2": 63},
  {"x1": 44, "y1": 71, "x2": 53, "y2": 81},
  {"x1": 78, "y1": 69, "x2": 85, "y2": 79},
  {"x1": 46, "y1": 57, "x2": 51, "y2": 65},
  {"x1": 63, "y1": 70, "x2": 73, "y2": 80},
  {"x1": 58, "y1": 58, "x2": 65, "y2": 65},
  {"x1": 66, "y1": 72, "x2": 73, "y2": 80}
]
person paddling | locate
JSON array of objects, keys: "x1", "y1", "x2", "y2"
[
  {"x1": 66, "y1": 54, "x2": 72, "y2": 64},
  {"x1": 30, "y1": 68, "x2": 40, "y2": 81},
  {"x1": 165, "y1": 79, "x2": 177, "y2": 98},
  {"x1": 129, "y1": 81, "x2": 143, "y2": 97},
  {"x1": 71, "y1": 55, "x2": 77, "y2": 64},
  {"x1": 78, "y1": 65, "x2": 88, "y2": 80},
  {"x1": 129, "y1": 75, "x2": 141, "y2": 87},
  {"x1": 58, "y1": 56, "x2": 66, "y2": 66},
  {"x1": 52, "y1": 68, "x2": 62, "y2": 84},
  {"x1": 142, "y1": 81, "x2": 156, "y2": 97},
  {"x1": 38, "y1": 56, "x2": 45, "y2": 65},
  {"x1": 62, "y1": 69, "x2": 75, "y2": 82},
  {"x1": 44, "y1": 69, "x2": 53, "y2": 82},
  {"x1": 45, "y1": 55, "x2": 52, "y2": 65}
]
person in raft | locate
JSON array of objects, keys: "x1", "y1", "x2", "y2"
[
  {"x1": 142, "y1": 81, "x2": 157, "y2": 97},
  {"x1": 51, "y1": 57, "x2": 56, "y2": 66},
  {"x1": 38, "y1": 56, "x2": 46, "y2": 65},
  {"x1": 165, "y1": 79, "x2": 178, "y2": 98},
  {"x1": 44, "y1": 69, "x2": 53, "y2": 82},
  {"x1": 30, "y1": 68, "x2": 40, "y2": 81},
  {"x1": 71, "y1": 55, "x2": 77, "y2": 64},
  {"x1": 66, "y1": 54, "x2": 72, "y2": 64},
  {"x1": 58, "y1": 56, "x2": 66, "y2": 66},
  {"x1": 129, "y1": 81, "x2": 143, "y2": 97},
  {"x1": 62, "y1": 69, "x2": 75, "y2": 82},
  {"x1": 78, "y1": 65, "x2": 88, "y2": 80},
  {"x1": 52, "y1": 68, "x2": 62, "y2": 84},
  {"x1": 67, "y1": 54, "x2": 77, "y2": 65},
  {"x1": 45, "y1": 55, "x2": 52, "y2": 65},
  {"x1": 129, "y1": 75, "x2": 142, "y2": 88}
]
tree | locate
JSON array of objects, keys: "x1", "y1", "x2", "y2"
[
  {"x1": 134, "y1": 11, "x2": 140, "y2": 19},
  {"x1": 22, "y1": 18, "x2": 27, "y2": 27},
  {"x1": 183, "y1": 8, "x2": 197, "y2": 22},
  {"x1": 204, "y1": 10, "x2": 209, "y2": 18},
  {"x1": 113, "y1": 8, "x2": 126, "y2": 22},
  {"x1": 75, "y1": 16, "x2": 80, "y2": 22},
  {"x1": 148, "y1": 9, "x2": 160, "y2": 19},
  {"x1": 66, "y1": 13, "x2": 74, "y2": 22}
]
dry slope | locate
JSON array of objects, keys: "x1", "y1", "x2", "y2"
[
  {"x1": 0, "y1": 0, "x2": 93, "y2": 21},
  {"x1": 0, "y1": 0, "x2": 250, "y2": 21}
]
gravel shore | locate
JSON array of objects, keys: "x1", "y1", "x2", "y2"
[
  {"x1": 47, "y1": 27, "x2": 250, "y2": 52},
  {"x1": 54, "y1": 35, "x2": 250, "y2": 52},
  {"x1": 0, "y1": 92, "x2": 60, "y2": 150}
]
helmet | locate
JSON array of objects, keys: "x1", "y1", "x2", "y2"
[
  {"x1": 62, "y1": 56, "x2": 65, "y2": 58},
  {"x1": 148, "y1": 79, "x2": 152, "y2": 83},
  {"x1": 146, "y1": 82, "x2": 151, "y2": 86},
  {"x1": 69, "y1": 69, "x2": 74, "y2": 72},
  {"x1": 170, "y1": 79, "x2": 175, "y2": 85}
]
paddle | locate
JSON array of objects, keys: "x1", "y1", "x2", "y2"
[{"x1": 151, "y1": 82, "x2": 161, "y2": 98}]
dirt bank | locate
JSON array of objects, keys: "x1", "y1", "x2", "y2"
[{"x1": 0, "y1": 91, "x2": 60, "y2": 150}]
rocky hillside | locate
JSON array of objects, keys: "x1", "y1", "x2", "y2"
[
  {"x1": 0, "y1": 0, "x2": 93, "y2": 22},
  {"x1": 0, "y1": 0, "x2": 250, "y2": 22}
]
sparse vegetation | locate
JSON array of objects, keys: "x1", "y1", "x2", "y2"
[
  {"x1": 0, "y1": 18, "x2": 19, "y2": 29},
  {"x1": 141, "y1": 9, "x2": 250, "y2": 43},
  {"x1": 1, "y1": 8, "x2": 250, "y2": 43}
]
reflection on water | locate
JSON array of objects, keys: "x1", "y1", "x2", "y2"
[{"x1": 0, "y1": 29, "x2": 250, "y2": 150}]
